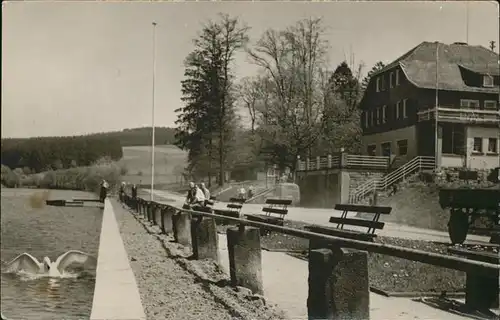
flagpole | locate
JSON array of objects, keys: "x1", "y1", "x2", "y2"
[
  {"x1": 434, "y1": 42, "x2": 439, "y2": 170},
  {"x1": 151, "y1": 22, "x2": 157, "y2": 202}
]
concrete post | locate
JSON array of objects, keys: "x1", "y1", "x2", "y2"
[
  {"x1": 173, "y1": 211, "x2": 192, "y2": 247},
  {"x1": 160, "y1": 206, "x2": 174, "y2": 234},
  {"x1": 306, "y1": 158, "x2": 311, "y2": 171},
  {"x1": 465, "y1": 272, "x2": 499, "y2": 310},
  {"x1": 227, "y1": 226, "x2": 263, "y2": 294},
  {"x1": 307, "y1": 247, "x2": 370, "y2": 320},
  {"x1": 154, "y1": 205, "x2": 162, "y2": 226},
  {"x1": 327, "y1": 154, "x2": 332, "y2": 168},
  {"x1": 316, "y1": 156, "x2": 321, "y2": 170},
  {"x1": 190, "y1": 216, "x2": 219, "y2": 262},
  {"x1": 147, "y1": 203, "x2": 154, "y2": 222}
]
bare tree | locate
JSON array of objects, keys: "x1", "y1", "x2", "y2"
[{"x1": 247, "y1": 18, "x2": 330, "y2": 170}]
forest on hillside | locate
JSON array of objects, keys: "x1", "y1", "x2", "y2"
[
  {"x1": 92, "y1": 127, "x2": 176, "y2": 147},
  {"x1": 1, "y1": 126, "x2": 176, "y2": 173}
]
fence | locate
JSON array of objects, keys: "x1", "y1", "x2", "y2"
[
  {"x1": 297, "y1": 153, "x2": 390, "y2": 172},
  {"x1": 349, "y1": 156, "x2": 436, "y2": 203},
  {"x1": 123, "y1": 194, "x2": 499, "y2": 319}
]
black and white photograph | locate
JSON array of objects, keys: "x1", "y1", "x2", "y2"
[{"x1": 1, "y1": 1, "x2": 499, "y2": 319}]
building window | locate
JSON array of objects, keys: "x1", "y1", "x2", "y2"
[
  {"x1": 402, "y1": 99, "x2": 408, "y2": 118},
  {"x1": 381, "y1": 142, "x2": 392, "y2": 157},
  {"x1": 397, "y1": 140, "x2": 408, "y2": 156},
  {"x1": 483, "y1": 75, "x2": 494, "y2": 87},
  {"x1": 364, "y1": 111, "x2": 369, "y2": 128},
  {"x1": 380, "y1": 75, "x2": 385, "y2": 91},
  {"x1": 370, "y1": 110, "x2": 374, "y2": 126},
  {"x1": 367, "y1": 145, "x2": 376, "y2": 156},
  {"x1": 484, "y1": 100, "x2": 498, "y2": 110},
  {"x1": 382, "y1": 105, "x2": 387, "y2": 123},
  {"x1": 460, "y1": 99, "x2": 480, "y2": 109},
  {"x1": 488, "y1": 138, "x2": 498, "y2": 153},
  {"x1": 389, "y1": 72, "x2": 394, "y2": 88},
  {"x1": 376, "y1": 78, "x2": 381, "y2": 92},
  {"x1": 395, "y1": 69, "x2": 400, "y2": 85},
  {"x1": 376, "y1": 108, "x2": 380, "y2": 124},
  {"x1": 473, "y1": 137, "x2": 483, "y2": 153},
  {"x1": 396, "y1": 101, "x2": 400, "y2": 119}
]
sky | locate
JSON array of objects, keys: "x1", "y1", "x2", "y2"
[{"x1": 2, "y1": 1, "x2": 499, "y2": 138}]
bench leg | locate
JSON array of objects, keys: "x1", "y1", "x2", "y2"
[{"x1": 465, "y1": 273, "x2": 499, "y2": 310}]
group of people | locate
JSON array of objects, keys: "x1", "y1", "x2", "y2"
[
  {"x1": 99, "y1": 179, "x2": 138, "y2": 203},
  {"x1": 184, "y1": 181, "x2": 211, "y2": 208},
  {"x1": 237, "y1": 185, "x2": 254, "y2": 200}
]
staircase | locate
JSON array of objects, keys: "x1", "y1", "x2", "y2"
[{"x1": 348, "y1": 156, "x2": 436, "y2": 204}]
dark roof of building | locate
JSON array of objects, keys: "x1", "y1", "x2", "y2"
[{"x1": 373, "y1": 41, "x2": 499, "y2": 93}]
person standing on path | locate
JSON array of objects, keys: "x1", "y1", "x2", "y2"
[
  {"x1": 131, "y1": 183, "x2": 138, "y2": 209},
  {"x1": 99, "y1": 179, "x2": 109, "y2": 203},
  {"x1": 200, "y1": 182, "x2": 211, "y2": 206},
  {"x1": 119, "y1": 182, "x2": 126, "y2": 202},
  {"x1": 238, "y1": 186, "x2": 246, "y2": 200}
]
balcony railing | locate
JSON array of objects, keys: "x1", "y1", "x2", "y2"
[
  {"x1": 418, "y1": 107, "x2": 500, "y2": 124},
  {"x1": 296, "y1": 153, "x2": 390, "y2": 172}
]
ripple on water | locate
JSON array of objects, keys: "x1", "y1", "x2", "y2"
[{"x1": 1, "y1": 189, "x2": 102, "y2": 320}]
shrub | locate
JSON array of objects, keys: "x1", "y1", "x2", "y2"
[
  {"x1": 9, "y1": 157, "x2": 122, "y2": 194},
  {"x1": 1, "y1": 165, "x2": 20, "y2": 188}
]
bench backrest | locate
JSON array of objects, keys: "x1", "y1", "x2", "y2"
[
  {"x1": 329, "y1": 216, "x2": 385, "y2": 230},
  {"x1": 262, "y1": 198, "x2": 291, "y2": 218},
  {"x1": 334, "y1": 204, "x2": 392, "y2": 215},
  {"x1": 332, "y1": 204, "x2": 392, "y2": 233},
  {"x1": 227, "y1": 197, "x2": 245, "y2": 212}
]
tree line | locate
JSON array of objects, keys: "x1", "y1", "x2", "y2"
[
  {"x1": 1, "y1": 135, "x2": 123, "y2": 173},
  {"x1": 174, "y1": 14, "x2": 385, "y2": 186},
  {"x1": 93, "y1": 127, "x2": 176, "y2": 146}
]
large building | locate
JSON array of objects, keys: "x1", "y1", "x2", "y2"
[{"x1": 359, "y1": 41, "x2": 500, "y2": 170}]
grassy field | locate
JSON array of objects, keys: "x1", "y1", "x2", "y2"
[{"x1": 120, "y1": 145, "x2": 187, "y2": 186}]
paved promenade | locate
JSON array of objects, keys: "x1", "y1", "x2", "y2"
[{"x1": 217, "y1": 233, "x2": 472, "y2": 320}]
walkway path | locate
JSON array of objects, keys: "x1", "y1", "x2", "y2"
[
  {"x1": 216, "y1": 233, "x2": 473, "y2": 320},
  {"x1": 147, "y1": 189, "x2": 490, "y2": 244}
]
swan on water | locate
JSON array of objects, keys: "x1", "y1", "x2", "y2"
[{"x1": 2, "y1": 250, "x2": 96, "y2": 277}]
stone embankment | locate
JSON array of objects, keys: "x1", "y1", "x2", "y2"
[{"x1": 112, "y1": 199, "x2": 287, "y2": 320}]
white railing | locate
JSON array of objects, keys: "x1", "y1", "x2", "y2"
[
  {"x1": 348, "y1": 156, "x2": 436, "y2": 203},
  {"x1": 418, "y1": 107, "x2": 500, "y2": 124},
  {"x1": 296, "y1": 154, "x2": 389, "y2": 171}
]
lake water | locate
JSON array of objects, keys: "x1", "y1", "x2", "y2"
[{"x1": 1, "y1": 189, "x2": 102, "y2": 320}]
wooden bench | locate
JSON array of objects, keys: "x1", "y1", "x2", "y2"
[
  {"x1": 213, "y1": 197, "x2": 246, "y2": 224},
  {"x1": 304, "y1": 204, "x2": 392, "y2": 242},
  {"x1": 245, "y1": 199, "x2": 292, "y2": 233}
]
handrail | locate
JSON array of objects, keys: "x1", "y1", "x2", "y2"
[
  {"x1": 349, "y1": 156, "x2": 435, "y2": 203},
  {"x1": 134, "y1": 198, "x2": 499, "y2": 277}
]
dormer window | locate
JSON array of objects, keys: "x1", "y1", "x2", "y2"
[
  {"x1": 389, "y1": 72, "x2": 394, "y2": 88},
  {"x1": 483, "y1": 75, "x2": 494, "y2": 87},
  {"x1": 395, "y1": 69, "x2": 400, "y2": 85},
  {"x1": 376, "y1": 78, "x2": 381, "y2": 92}
]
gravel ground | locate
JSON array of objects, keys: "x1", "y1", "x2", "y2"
[
  {"x1": 218, "y1": 220, "x2": 471, "y2": 294},
  {"x1": 113, "y1": 200, "x2": 287, "y2": 320}
]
